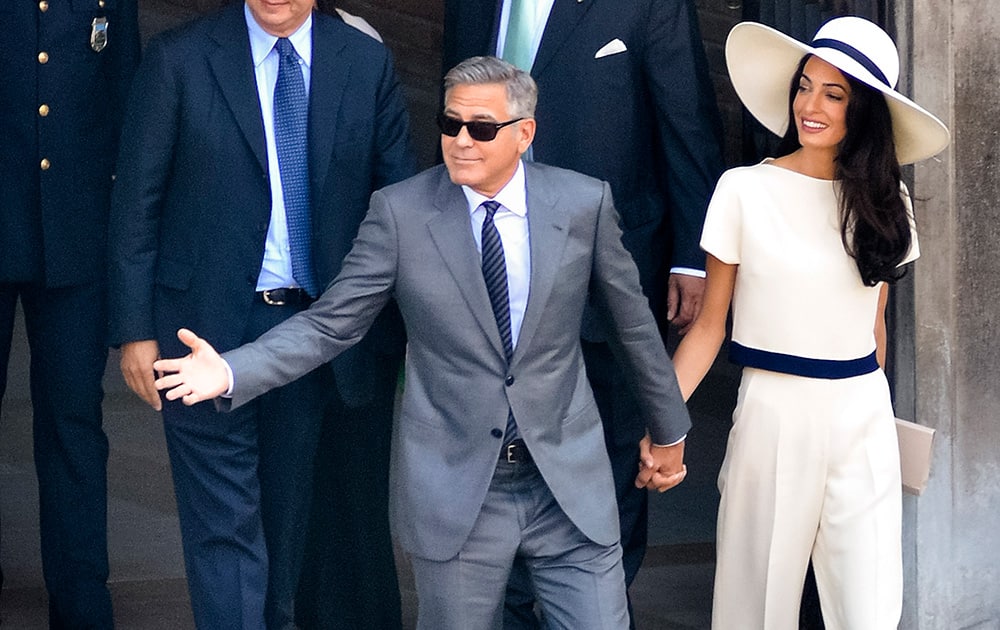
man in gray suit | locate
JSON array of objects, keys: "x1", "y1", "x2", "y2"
[{"x1": 151, "y1": 56, "x2": 689, "y2": 630}]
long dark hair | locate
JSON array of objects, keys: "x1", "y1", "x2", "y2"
[{"x1": 777, "y1": 55, "x2": 911, "y2": 286}]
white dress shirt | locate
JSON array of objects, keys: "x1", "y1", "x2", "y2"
[
  {"x1": 461, "y1": 161, "x2": 531, "y2": 352},
  {"x1": 245, "y1": 5, "x2": 313, "y2": 292}
]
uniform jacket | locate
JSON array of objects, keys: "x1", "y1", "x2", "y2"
[{"x1": 1, "y1": 0, "x2": 140, "y2": 286}]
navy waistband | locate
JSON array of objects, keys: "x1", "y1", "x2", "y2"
[{"x1": 729, "y1": 342, "x2": 879, "y2": 379}]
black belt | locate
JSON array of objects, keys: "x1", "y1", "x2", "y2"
[
  {"x1": 501, "y1": 439, "x2": 532, "y2": 464},
  {"x1": 255, "y1": 288, "x2": 314, "y2": 306}
]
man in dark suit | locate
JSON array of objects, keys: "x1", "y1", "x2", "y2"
[
  {"x1": 442, "y1": 1, "x2": 726, "y2": 624},
  {"x1": 108, "y1": 1, "x2": 413, "y2": 627},
  {"x1": 0, "y1": 1, "x2": 139, "y2": 625},
  {"x1": 151, "y1": 55, "x2": 690, "y2": 630},
  {"x1": 294, "y1": 8, "x2": 406, "y2": 630}
]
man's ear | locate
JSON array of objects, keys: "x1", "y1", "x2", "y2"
[{"x1": 517, "y1": 118, "x2": 536, "y2": 154}]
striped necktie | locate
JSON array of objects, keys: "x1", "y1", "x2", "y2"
[
  {"x1": 480, "y1": 200, "x2": 513, "y2": 361},
  {"x1": 480, "y1": 200, "x2": 519, "y2": 442}
]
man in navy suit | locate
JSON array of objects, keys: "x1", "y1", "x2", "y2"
[
  {"x1": 443, "y1": 1, "x2": 726, "y2": 625},
  {"x1": 109, "y1": 1, "x2": 413, "y2": 627},
  {"x1": 1, "y1": 1, "x2": 139, "y2": 625}
]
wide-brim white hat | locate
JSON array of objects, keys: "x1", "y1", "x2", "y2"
[{"x1": 726, "y1": 16, "x2": 950, "y2": 165}]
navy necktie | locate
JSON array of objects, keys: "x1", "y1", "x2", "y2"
[
  {"x1": 481, "y1": 200, "x2": 513, "y2": 362},
  {"x1": 273, "y1": 37, "x2": 319, "y2": 297},
  {"x1": 481, "y1": 200, "x2": 519, "y2": 442}
]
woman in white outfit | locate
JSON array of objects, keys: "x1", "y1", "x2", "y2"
[{"x1": 667, "y1": 16, "x2": 950, "y2": 630}]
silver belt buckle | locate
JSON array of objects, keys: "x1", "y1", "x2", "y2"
[{"x1": 261, "y1": 289, "x2": 286, "y2": 306}]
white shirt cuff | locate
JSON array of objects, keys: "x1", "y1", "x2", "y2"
[
  {"x1": 223, "y1": 359, "x2": 235, "y2": 398},
  {"x1": 653, "y1": 434, "x2": 687, "y2": 448},
  {"x1": 669, "y1": 267, "x2": 706, "y2": 279}
]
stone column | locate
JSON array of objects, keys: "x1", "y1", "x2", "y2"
[{"x1": 897, "y1": 0, "x2": 1000, "y2": 627}]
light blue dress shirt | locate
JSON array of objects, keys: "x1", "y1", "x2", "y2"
[{"x1": 245, "y1": 4, "x2": 313, "y2": 292}]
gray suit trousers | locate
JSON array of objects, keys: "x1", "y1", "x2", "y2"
[{"x1": 408, "y1": 458, "x2": 629, "y2": 630}]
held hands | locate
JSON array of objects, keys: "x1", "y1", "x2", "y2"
[
  {"x1": 152, "y1": 329, "x2": 229, "y2": 406},
  {"x1": 634, "y1": 434, "x2": 687, "y2": 493}
]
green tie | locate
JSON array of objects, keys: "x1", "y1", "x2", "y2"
[{"x1": 502, "y1": 0, "x2": 535, "y2": 71}]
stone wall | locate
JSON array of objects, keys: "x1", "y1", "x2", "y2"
[{"x1": 899, "y1": 0, "x2": 1000, "y2": 626}]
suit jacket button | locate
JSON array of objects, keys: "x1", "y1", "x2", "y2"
[
  {"x1": 504, "y1": 375, "x2": 514, "y2": 386},
  {"x1": 491, "y1": 428, "x2": 503, "y2": 439}
]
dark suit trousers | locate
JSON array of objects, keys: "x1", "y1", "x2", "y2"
[
  {"x1": 583, "y1": 341, "x2": 648, "y2": 587},
  {"x1": 0, "y1": 282, "x2": 113, "y2": 627},
  {"x1": 160, "y1": 300, "x2": 326, "y2": 630},
  {"x1": 294, "y1": 356, "x2": 401, "y2": 630}
]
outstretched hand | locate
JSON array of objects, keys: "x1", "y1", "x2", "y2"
[
  {"x1": 634, "y1": 434, "x2": 687, "y2": 492},
  {"x1": 152, "y1": 329, "x2": 229, "y2": 406}
]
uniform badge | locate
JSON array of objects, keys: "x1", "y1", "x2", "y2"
[{"x1": 90, "y1": 17, "x2": 108, "y2": 52}]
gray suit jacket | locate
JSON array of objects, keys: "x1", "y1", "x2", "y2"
[{"x1": 224, "y1": 162, "x2": 690, "y2": 561}]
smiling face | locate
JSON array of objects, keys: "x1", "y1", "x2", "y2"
[
  {"x1": 245, "y1": 0, "x2": 313, "y2": 37},
  {"x1": 440, "y1": 83, "x2": 535, "y2": 198},
  {"x1": 792, "y1": 56, "x2": 852, "y2": 154}
]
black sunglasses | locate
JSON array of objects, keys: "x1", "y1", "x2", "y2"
[{"x1": 436, "y1": 113, "x2": 524, "y2": 142}]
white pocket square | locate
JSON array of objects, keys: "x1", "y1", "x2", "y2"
[{"x1": 594, "y1": 38, "x2": 627, "y2": 59}]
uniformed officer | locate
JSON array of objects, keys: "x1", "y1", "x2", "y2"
[{"x1": 0, "y1": 1, "x2": 139, "y2": 625}]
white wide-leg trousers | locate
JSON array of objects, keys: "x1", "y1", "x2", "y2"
[{"x1": 712, "y1": 368, "x2": 903, "y2": 630}]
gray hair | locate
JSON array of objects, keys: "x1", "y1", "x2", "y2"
[{"x1": 443, "y1": 56, "x2": 538, "y2": 119}]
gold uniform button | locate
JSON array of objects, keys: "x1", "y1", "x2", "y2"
[
  {"x1": 39, "y1": 0, "x2": 49, "y2": 11},
  {"x1": 39, "y1": 104, "x2": 50, "y2": 117},
  {"x1": 38, "y1": 51, "x2": 49, "y2": 64},
  {"x1": 41, "y1": 159, "x2": 51, "y2": 171},
  {"x1": 98, "y1": 0, "x2": 105, "y2": 6}
]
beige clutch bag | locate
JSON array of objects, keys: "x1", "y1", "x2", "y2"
[{"x1": 895, "y1": 418, "x2": 935, "y2": 495}]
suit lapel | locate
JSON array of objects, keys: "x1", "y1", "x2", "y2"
[
  {"x1": 532, "y1": 0, "x2": 594, "y2": 77},
  {"x1": 427, "y1": 173, "x2": 510, "y2": 360},
  {"x1": 487, "y1": 0, "x2": 504, "y2": 56},
  {"x1": 208, "y1": 5, "x2": 268, "y2": 174},
  {"x1": 512, "y1": 165, "x2": 570, "y2": 365},
  {"x1": 308, "y1": 14, "x2": 351, "y2": 199}
]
